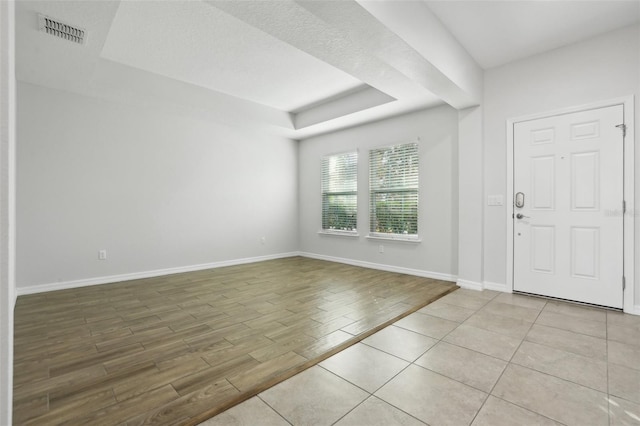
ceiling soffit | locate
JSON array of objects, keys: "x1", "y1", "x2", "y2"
[{"x1": 16, "y1": 0, "x2": 483, "y2": 139}]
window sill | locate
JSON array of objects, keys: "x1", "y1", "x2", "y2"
[
  {"x1": 366, "y1": 234, "x2": 422, "y2": 243},
  {"x1": 318, "y1": 230, "x2": 360, "y2": 238}
]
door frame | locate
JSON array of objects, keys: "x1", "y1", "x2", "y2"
[{"x1": 506, "y1": 96, "x2": 635, "y2": 313}]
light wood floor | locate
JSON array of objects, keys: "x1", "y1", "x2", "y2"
[{"x1": 13, "y1": 256, "x2": 456, "y2": 425}]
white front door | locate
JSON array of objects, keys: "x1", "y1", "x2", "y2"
[{"x1": 513, "y1": 105, "x2": 624, "y2": 308}]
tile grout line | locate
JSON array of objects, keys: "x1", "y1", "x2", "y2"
[
  {"x1": 255, "y1": 394, "x2": 294, "y2": 426},
  {"x1": 446, "y1": 292, "x2": 503, "y2": 426},
  {"x1": 506, "y1": 306, "x2": 610, "y2": 394},
  {"x1": 484, "y1": 298, "x2": 614, "y2": 426},
  {"x1": 483, "y1": 300, "x2": 612, "y2": 390},
  {"x1": 322, "y1": 297, "x2": 485, "y2": 425},
  {"x1": 102, "y1": 286, "x2": 640, "y2": 425},
  {"x1": 354, "y1": 360, "x2": 430, "y2": 426},
  {"x1": 185, "y1": 285, "x2": 458, "y2": 426},
  {"x1": 532, "y1": 318, "x2": 608, "y2": 340},
  {"x1": 318, "y1": 349, "x2": 413, "y2": 397},
  {"x1": 466, "y1": 296, "x2": 546, "y2": 426},
  {"x1": 401, "y1": 291, "x2": 497, "y2": 425},
  {"x1": 416, "y1": 291, "x2": 554, "y2": 425},
  {"x1": 485, "y1": 394, "x2": 571, "y2": 426}
]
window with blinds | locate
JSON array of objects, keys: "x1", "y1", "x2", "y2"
[
  {"x1": 369, "y1": 142, "x2": 419, "y2": 239},
  {"x1": 321, "y1": 151, "x2": 358, "y2": 233}
]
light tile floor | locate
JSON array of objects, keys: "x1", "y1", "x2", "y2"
[{"x1": 200, "y1": 289, "x2": 640, "y2": 426}]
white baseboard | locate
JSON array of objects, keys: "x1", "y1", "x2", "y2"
[
  {"x1": 16, "y1": 252, "x2": 301, "y2": 296},
  {"x1": 456, "y1": 279, "x2": 510, "y2": 293},
  {"x1": 456, "y1": 279, "x2": 483, "y2": 291},
  {"x1": 299, "y1": 252, "x2": 457, "y2": 282},
  {"x1": 483, "y1": 281, "x2": 511, "y2": 292}
]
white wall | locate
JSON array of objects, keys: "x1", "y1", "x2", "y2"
[
  {"x1": 299, "y1": 105, "x2": 459, "y2": 279},
  {"x1": 16, "y1": 82, "x2": 299, "y2": 291},
  {"x1": 457, "y1": 106, "x2": 484, "y2": 289},
  {"x1": 483, "y1": 25, "x2": 640, "y2": 306},
  {"x1": 0, "y1": 1, "x2": 15, "y2": 423}
]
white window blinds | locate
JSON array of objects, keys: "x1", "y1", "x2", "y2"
[
  {"x1": 321, "y1": 152, "x2": 358, "y2": 233},
  {"x1": 369, "y1": 143, "x2": 419, "y2": 238}
]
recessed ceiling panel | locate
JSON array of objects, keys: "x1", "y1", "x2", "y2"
[{"x1": 100, "y1": 0, "x2": 363, "y2": 111}]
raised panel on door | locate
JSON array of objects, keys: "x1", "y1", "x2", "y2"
[
  {"x1": 531, "y1": 226, "x2": 555, "y2": 274},
  {"x1": 571, "y1": 151, "x2": 599, "y2": 211},
  {"x1": 571, "y1": 120, "x2": 600, "y2": 140},
  {"x1": 531, "y1": 156, "x2": 555, "y2": 210},
  {"x1": 571, "y1": 227, "x2": 599, "y2": 279}
]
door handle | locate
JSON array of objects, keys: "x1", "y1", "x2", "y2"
[{"x1": 516, "y1": 213, "x2": 530, "y2": 219}]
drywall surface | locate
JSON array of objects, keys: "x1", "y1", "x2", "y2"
[
  {"x1": 0, "y1": 0, "x2": 15, "y2": 423},
  {"x1": 359, "y1": 0, "x2": 483, "y2": 105},
  {"x1": 457, "y1": 106, "x2": 484, "y2": 288},
  {"x1": 299, "y1": 105, "x2": 458, "y2": 278},
  {"x1": 17, "y1": 82, "x2": 299, "y2": 289},
  {"x1": 483, "y1": 25, "x2": 640, "y2": 303}
]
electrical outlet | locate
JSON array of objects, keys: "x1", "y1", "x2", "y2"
[
  {"x1": 260, "y1": 236, "x2": 266, "y2": 245},
  {"x1": 98, "y1": 249, "x2": 107, "y2": 260},
  {"x1": 379, "y1": 245, "x2": 384, "y2": 253}
]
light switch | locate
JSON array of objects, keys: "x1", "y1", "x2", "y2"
[{"x1": 488, "y1": 195, "x2": 504, "y2": 206}]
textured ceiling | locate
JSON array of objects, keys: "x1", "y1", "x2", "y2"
[
  {"x1": 14, "y1": 0, "x2": 640, "y2": 139},
  {"x1": 426, "y1": 0, "x2": 640, "y2": 69},
  {"x1": 100, "y1": 0, "x2": 363, "y2": 112},
  {"x1": 207, "y1": 0, "x2": 450, "y2": 105},
  {"x1": 15, "y1": 0, "x2": 119, "y2": 93}
]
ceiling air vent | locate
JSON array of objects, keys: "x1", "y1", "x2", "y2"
[{"x1": 38, "y1": 14, "x2": 86, "y2": 45}]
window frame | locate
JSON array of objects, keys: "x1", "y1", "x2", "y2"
[
  {"x1": 368, "y1": 142, "x2": 420, "y2": 242},
  {"x1": 319, "y1": 150, "x2": 359, "y2": 236}
]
